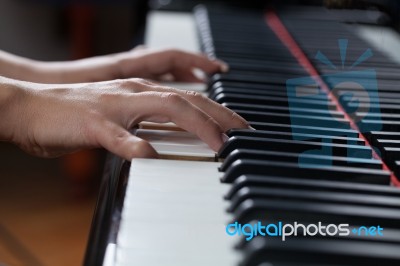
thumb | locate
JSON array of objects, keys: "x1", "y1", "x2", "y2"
[{"x1": 95, "y1": 120, "x2": 158, "y2": 160}]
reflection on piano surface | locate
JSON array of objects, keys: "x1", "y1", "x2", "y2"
[{"x1": 85, "y1": 2, "x2": 400, "y2": 265}]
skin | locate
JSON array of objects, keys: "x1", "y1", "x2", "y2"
[{"x1": 0, "y1": 48, "x2": 249, "y2": 160}]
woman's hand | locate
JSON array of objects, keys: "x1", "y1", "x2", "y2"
[
  {"x1": 26, "y1": 47, "x2": 228, "y2": 84},
  {"x1": 113, "y1": 47, "x2": 228, "y2": 82},
  {"x1": 0, "y1": 77, "x2": 249, "y2": 160}
]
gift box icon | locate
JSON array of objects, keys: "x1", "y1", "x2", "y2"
[{"x1": 285, "y1": 40, "x2": 381, "y2": 166}]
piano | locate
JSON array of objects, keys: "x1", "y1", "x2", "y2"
[{"x1": 84, "y1": 2, "x2": 400, "y2": 265}]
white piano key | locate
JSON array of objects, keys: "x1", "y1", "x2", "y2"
[
  {"x1": 136, "y1": 129, "x2": 216, "y2": 159},
  {"x1": 144, "y1": 11, "x2": 207, "y2": 93},
  {"x1": 139, "y1": 121, "x2": 182, "y2": 131},
  {"x1": 114, "y1": 159, "x2": 239, "y2": 266},
  {"x1": 103, "y1": 243, "x2": 116, "y2": 266},
  {"x1": 160, "y1": 82, "x2": 207, "y2": 93},
  {"x1": 354, "y1": 24, "x2": 400, "y2": 65},
  {"x1": 145, "y1": 11, "x2": 200, "y2": 52}
]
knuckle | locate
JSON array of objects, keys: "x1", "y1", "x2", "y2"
[
  {"x1": 185, "y1": 90, "x2": 202, "y2": 99},
  {"x1": 131, "y1": 77, "x2": 147, "y2": 84},
  {"x1": 112, "y1": 130, "x2": 128, "y2": 148},
  {"x1": 135, "y1": 139, "x2": 152, "y2": 151},
  {"x1": 155, "y1": 85, "x2": 174, "y2": 93},
  {"x1": 185, "y1": 90, "x2": 210, "y2": 104},
  {"x1": 130, "y1": 139, "x2": 153, "y2": 158},
  {"x1": 167, "y1": 48, "x2": 181, "y2": 56},
  {"x1": 160, "y1": 92, "x2": 183, "y2": 106},
  {"x1": 119, "y1": 78, "x2": 149, "y2": 93},
  {"x1": 129, "y1": 78, "x2": 149, "y2": 87},
  {"x1": 200, "y1": 115, "x2": 219, "y2": 132}
]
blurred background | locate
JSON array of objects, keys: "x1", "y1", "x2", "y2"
[{"x1": 0, "y1": 0, "x2": 146, "y2": 265}]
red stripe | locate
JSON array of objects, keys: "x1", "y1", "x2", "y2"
[{"x1": 265, "y1": 10, "x2": 399, "y2": 187}]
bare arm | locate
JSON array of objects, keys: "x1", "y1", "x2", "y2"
[{"x1": 0, "y1": 48, "x2": 228, "y2": 83}]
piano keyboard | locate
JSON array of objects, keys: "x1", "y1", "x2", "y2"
[
  {"x1": 115, "y1": 159, "x2": 238, "y2": 266},
  {"x1": 85, "y1": 4, "x2": 400, "y2": 266}
]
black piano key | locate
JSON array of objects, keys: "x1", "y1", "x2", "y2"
[
  {"x1": 355, "y1": 112, "x2": 400, "y2": 121},
  {"x1": 380, "y1": 147, "x2": 400, "y2": 163},
  {"x1": 364, "y1": 91, "x2": 400, "y2": 99},
  {"x1": 223, "y1": 102, "x2": 345, "y2": 118},
  {"x1": 324, "y1": 68, "x2": 400, "y2": 80},
  {"x1": 218, "y1": 60, "x2": 307, "y2": 75},
  {"x1": 214, "y1": 42, "x2": 290, "y2": 53},
  {"x1": 209, "y1": 86, "x2": 292, "y2": 98},
  {"x1": 214, "y1": 51, "x2": 296, "y2": 63},
  {"x1": 368, "y1": 131, "x2": 400, "y2": 140},
  {"x1": 221, "y1": 159, "x2": 390, "y2": 184},
  {"x1": 359, "y1": 120, "x2": 400, "y2": 132},
  {"x1": 234, "y1": 198, "x2": 400, "y2": 227},
  {"x1": 210, "y1": 87, "x2": 328, "y2": 101},
  {"x1": 219, "y1": 149, "x2": 381, "y2": 172},
  {"x1": 214, "y1": 93, "x2": 290, "y2": 105},
  {"x1": 210, "y1": 73, "x2": 290, "y2": 85},
  {"x1": 241, "y1": 238, "x2": 400, "y2": 266},
  {"x1": 218, "y1": 136, "x2": 371, "y2": 159},
  {"x1": 237, "y1": 226, "x2": 400, "y2": 257},
  {"x1": 362, "y1": 83, "x2": 400, "y2": 93},
  {"x1": 212, "y1": 57, "x2": 305, "y2": 70},
  {"x1": 225, "y1": 62, "x2": 308, "y2": 76},
  {"x1": 376, "y1": 139, "x2": 400, "y2": 148},
  {"x1": 213, "y1": 93, "x2": 331, "y2": 107},
  {"x1": 235, "y1": 110, "x2": 350, "y2": 127},
  {"x1": 228, "y1": 186, "x2": 400, "y2": 213},
  {"x1": 348, "y1": 102, "x2": 400, "y2": 114},
  {"x1": 394, "y1": 161, "x2": 400, "y2": 178},
  {"x1": 209, "y1": 81, "x2": 286, "y2": 92},
  {"x1": 225, "y1": 175, "x2": 400, "y2": 201},
  {"x1": 225, "y1": 129, "x2": 364, "y2": 145},
  {"x1": 334, "y1": 91, "x2": 400, "y2": 101},
  {"x1": 375, "y1": 147, "x2": 400, "y2": 170},
  {"x1": 248, "y1": 122, "x2": 359, "y2": 138},
  {"x1": 214, "y1": 47, "x2": 295, "y2": 61},
  {"x1": 343, "y1": 96, "x2": 399, "y2": 105}
]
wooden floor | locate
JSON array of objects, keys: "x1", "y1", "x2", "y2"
[{"x1": 0, "y1": 143, "x2": 98, "y2": 266}]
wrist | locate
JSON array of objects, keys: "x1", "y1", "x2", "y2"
[
  {"x1": 39, "y1": 55, "x2": 120, "y2": 83},
  {"x1": 0, "y1": 76, "x2": 27, "y2": 142}
]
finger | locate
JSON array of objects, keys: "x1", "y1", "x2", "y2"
[
  {"x1": 178, "y1": 90, "x2": 249, "y2": 131},
  {"x1": 135, "y1": 86, "x2": 250, "y2": 132},
  {"x1": 171, "y1": 50, "x2": 229, "y2": 74},
  {"x1": 124, "y1": 92, "x2": 226, "y2": 151},
  {"x1": 132, "y1": 45, "x2": 147, "y2": 51},
  {"x1": 94, "y1": 119, "x2": 158, "y2": 160},
  {"x1": 132, "y1": 78, "x2": 159, "y2": 86},
  {"x1": 170, "y1": 68, "x2": 205, "y2": 83}
]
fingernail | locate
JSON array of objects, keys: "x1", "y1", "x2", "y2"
[
  {"x1": 248, "y1": 126, "x2": 256, "y2": 130},
  {"x1": 221, "y1": 133, "x2": 229, "y2": 143},
  {"x1": 218, "y1": 61, "x2": 229, "y2": 73}
]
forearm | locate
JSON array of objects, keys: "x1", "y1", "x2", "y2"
[
  {"x1": 0, "y1": 50, "x2": 43, "y2": 82},
  {"x1": 0, "y1": 50, "x2": 119, "y2": 84},
  {"x1": 40, "y1": 55, "x2": 120, "y2": 83}
]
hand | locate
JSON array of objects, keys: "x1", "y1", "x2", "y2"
[
  {"x1": 32, "y1": 48, "x2": 228, "y2": 83},
  {"x1": 0, "y1": 77, "x2": 249, "y2": 160},
  {"x1": 113, "y1": 47, "x2": 229, "y2": 82}
]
